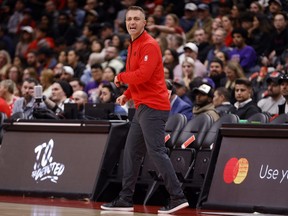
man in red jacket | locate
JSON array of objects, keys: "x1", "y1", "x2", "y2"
[{"x1": 101, "y1": 6, "x2": 189, "y2": 214}]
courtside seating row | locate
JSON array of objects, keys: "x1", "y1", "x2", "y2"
[{"x1": 95, "y1": 111, "x2": 288, "y2": 206}]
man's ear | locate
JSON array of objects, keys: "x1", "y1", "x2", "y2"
[
  {"x1": 208, "y1": 96, "x2": 213, "y2": 103},
  {"x1": 220, "y1": 94, "x2": 225, "y2": 101}
]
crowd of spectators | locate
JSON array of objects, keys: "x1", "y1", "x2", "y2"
[{"x1": 0, "y1": 0, "x2": 288, "y2": 120}]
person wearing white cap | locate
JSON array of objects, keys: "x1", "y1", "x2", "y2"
[
  {"x1": 257, "y1": 71, "x2": 285, "y2": 115},
  {"x1": 186, "y1": 3, "x2": 213, "y2": 42},
  {"x1": 179, "y1": 42, "x2": 208, "y2": 78},
  {"x1": 15, "y1": 26, "x2": 34, "y2": 59},
  {"x1": 60, "y1": 66, "x2": 74, "y2": 82},
  {"x1": 179, "y1": 3, "x2": 197, "y2": 33},
  {"x1": 267, "y1": 0, "x2": 283, "y2": 19},
  {"x1": 184, "y1": 42, "x2": 199, "y2": 53},
  {"x1": 21, "y1": 26, "x2": 33, "y2": 34},
  {"x1": 192, "y1": 83, "x2": 220, "y2": 121}
]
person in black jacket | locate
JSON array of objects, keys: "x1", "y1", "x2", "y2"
[
  {"x1": 229, "y1": 78, "x2": 261, "y2": 119},
  {"x1": 213, "y1": 87, "x2": 233, "y2": 116},
  {"x1": 278, "y1": 73, "x2": 288, "y2": 114},
  {"x1": 262, "y1": 12, "x2": 288, "y2": 67}
]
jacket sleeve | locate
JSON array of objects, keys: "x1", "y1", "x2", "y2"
[
  {"x1": 123, "y1": 88, "x2": 132, "y2": 100},
  {"x1": 181, "y1": 104, "x2": 193, "y2": 121},
  {"x1": 246, "y1": 105, "x2": 261, "y2": 119}
]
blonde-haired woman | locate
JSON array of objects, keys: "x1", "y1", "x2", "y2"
[
  {"x1": 224, "y1": 60, "x2": 246, "y2": 103},
  {"x1": 4, "y1": 65, "x2": 23, "y2": 96},
  {"x1": 40, "y1": 69, "x2": 55, "y2": 99},
  {"x1": 0, "y1": 79, "x2": 19, "y2": 114},
  {"x1": 182, "y1": 57, "x2": 195, "y2": 89},
  {"x1": 0, "y1": 50, "x2": 12, "y2": 81}
]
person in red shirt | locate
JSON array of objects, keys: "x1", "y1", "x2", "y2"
[
  {"x1": 101, "y1": 6, "x2": 188, "y2": 214},
  {"x1": 0, "y1": 97, "x2": 11, "y2": 118},
  {"x1": 222, "y1": 14, "x2": 234, "y2": 47},
  {"x1": 0, "y1": 79, "x2": 19, "y2": 115},
  {"x1": 25, "y1": 25, "x2": 55, "y2": 56}
]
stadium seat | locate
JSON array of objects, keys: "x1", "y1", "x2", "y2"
[
  {"x1": 143, "y1": 113, "x2": 214, "y2": 205},
  {"x1": 270, "y1": 113, "x2": 288, "y2": 124},
  {"x1": 191, "y1": 114, "x2": 240, "y2": 185},
  {"x1": 9, "y1": 112, "x2": 25, "y2": 120},
  {"x1": 174, "y1": 113, "x2": 214, "y2": 150},
  {"x1": 165, "y1": 113, "x2": 187, "y2": 148},
  {"x1": 201, "y1": 113, "x2": 240, "y2": 150},
  {"x1": 247, "y1": 112, "x2": 270, "y2": 124},
  {"x1": 0, "y1": 112, "x2": 7, "y2": 144}
]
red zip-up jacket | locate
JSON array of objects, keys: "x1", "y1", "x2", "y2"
[{"x1": 117, "y1": 31, "x2": 170, "y2": 111}]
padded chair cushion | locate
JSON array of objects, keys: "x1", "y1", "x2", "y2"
[
  {"x1": 175, "y1": 113, "x2": 214, "y2": 149},
  {"x1": 201, "y1": 113, "x2": 240, "y2": 149},
  {"x1": 270, "y1": 113, "x2": 288, "y2": 124},
  {"x1": 247, "y1": 112, "x2": 269, "y2": 123},
  {"x1": 9, "y1": 112, "x2": 25, "y2": 120},
  {"x1": 165, "y1": 114, "x2": 187, "y2": 148}
]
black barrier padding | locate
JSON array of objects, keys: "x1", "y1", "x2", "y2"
[
  {"x1": 94, "y1": 122, "x2": 130, "y2": 200},
  {"x1": 0, "y1": 120, "x2": 129, "y2": 200},
  {"x1": 199, "y1": 124, "x2": 288, "y2": 214}
]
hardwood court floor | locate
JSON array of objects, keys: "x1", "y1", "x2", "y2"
[
  {"x1": 0, "y1": 195, "x2": 194, "y2": 216},
  {"x1": 0, "y1": 195, "x2": 283, "y2": 216}
]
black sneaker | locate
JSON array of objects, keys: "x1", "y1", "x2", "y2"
[
  {"x1": 100, "y1": 197, "x2": 134, "y2": 211},
  {"x1": 158, "y1": 198, "x2": 189, "y2": 214}
]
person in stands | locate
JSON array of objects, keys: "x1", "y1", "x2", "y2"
[{"x1": 229, "y1": 78, "x2": 261, "y2": 119}]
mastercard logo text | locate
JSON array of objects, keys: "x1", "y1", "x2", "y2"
[{"x1": 223, "y1": 157, "x2": 249, "y2": 184}]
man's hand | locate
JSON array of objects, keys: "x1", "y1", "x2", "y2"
[{"x1": 116, "y1": 95, "x2": 128, "y2": 106}]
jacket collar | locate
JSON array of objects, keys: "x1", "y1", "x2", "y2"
[{"x1": 130, "y1": 30, "x2": 146, "y2": 43}]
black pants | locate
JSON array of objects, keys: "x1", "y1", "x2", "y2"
[{"x1": 119, "y1": 105, "x2": 184, "y2": 202}]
